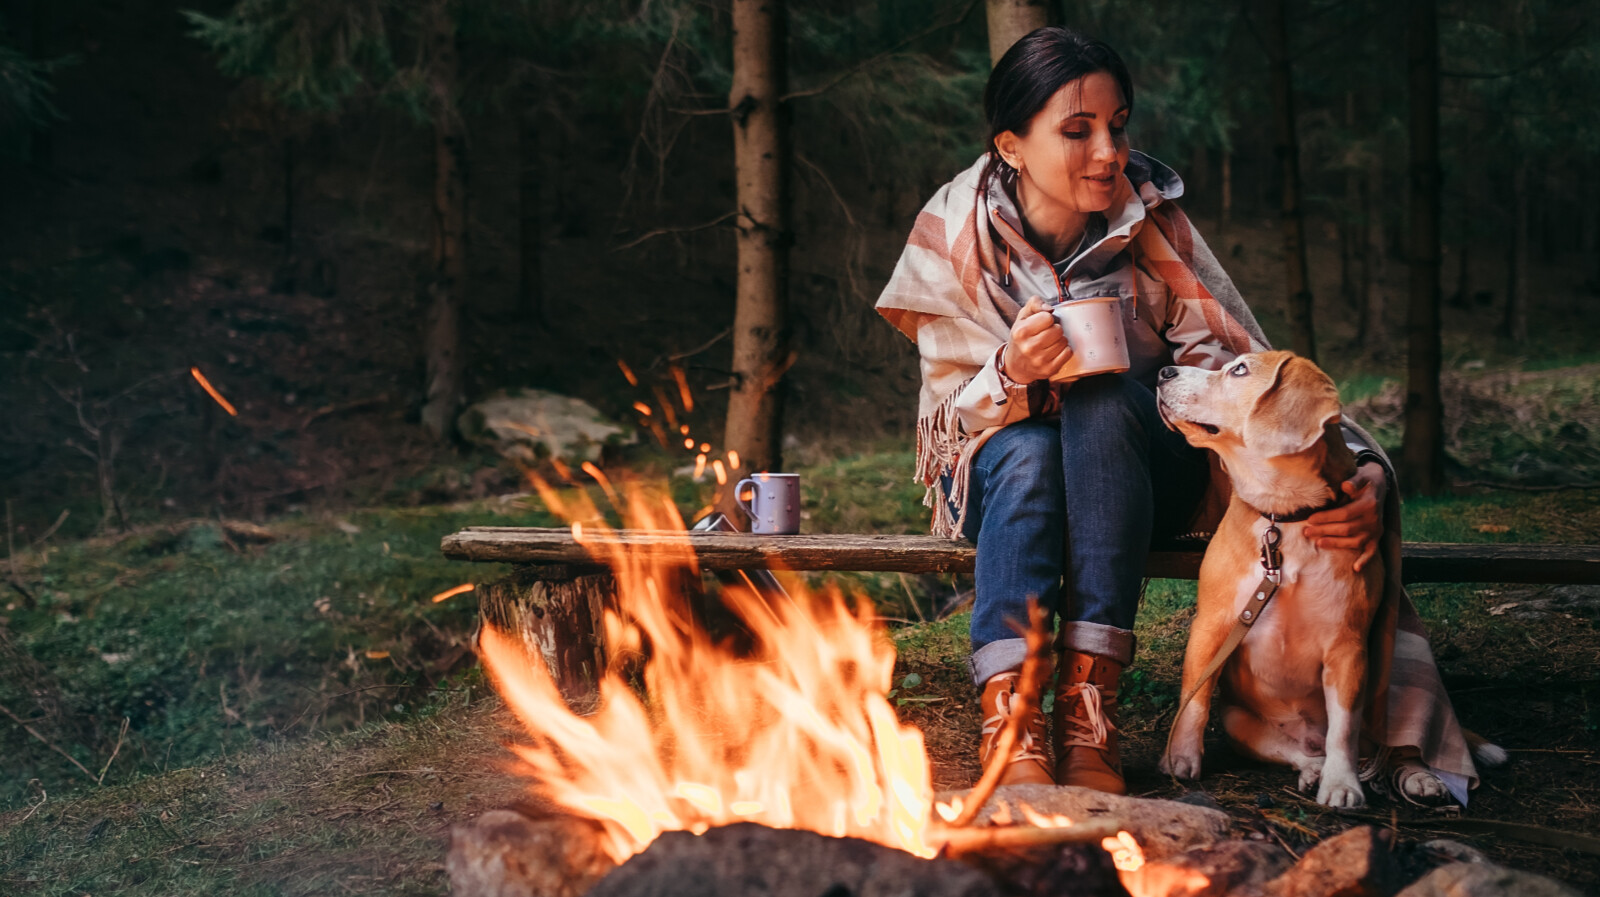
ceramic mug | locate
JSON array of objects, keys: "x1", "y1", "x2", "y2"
[
  {"x1": 1049, "y1": 296, "x2": 1132, "y2": 382},
  {"x1": 734, "y1": 473, "x2": 801, "y2": 535}
]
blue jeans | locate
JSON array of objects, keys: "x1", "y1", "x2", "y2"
[{"x1": 953, "y1": 374, "x2": 1210, "y2": 686}]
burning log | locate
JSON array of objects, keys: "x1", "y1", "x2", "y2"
[
  {"x1": 586, "y1": 823, "x2": 1002, "y2": 897},
  {"x1": 952, "y1": 785, "x2": 1231, "y2": 863}
]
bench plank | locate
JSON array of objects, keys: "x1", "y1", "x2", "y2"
[{"x1": 442, "y1": 528, "x2": 1600, "y2": 585}]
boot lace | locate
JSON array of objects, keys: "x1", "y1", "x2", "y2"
[
  {"x1": 982, "y1": 677, "x2": 1048, "y2": 764},
  {"x1": 1058, "y1": 681, "x2": 1115, "y2": 751}
]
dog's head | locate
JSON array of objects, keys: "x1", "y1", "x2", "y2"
[{"x1": 1155, "y1": 351, "x2": 1342, "y2": 463}]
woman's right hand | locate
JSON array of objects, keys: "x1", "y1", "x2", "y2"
[{"x1": 1002, "y1": 296, "x2": 1072, "y2": 383}]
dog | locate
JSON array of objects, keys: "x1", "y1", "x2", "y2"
[{"x1": 1153, "y1": 350, "x2": 1391, "y2": 808}]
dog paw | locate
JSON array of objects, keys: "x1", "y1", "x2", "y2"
[
  {"x1": 1159, "y1": 749, "x2": 1203, "y2": 780},
  {"x1": 1316, "y1": 774, "x2": 1366, "y2": 809},
  {"x1": 1295, "y1": 758, "x2": 1324, "y2": 792}
]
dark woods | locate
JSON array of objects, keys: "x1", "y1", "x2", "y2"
[{"x1": 1, "y1": 0, "x2": 1597, "y2": 536}]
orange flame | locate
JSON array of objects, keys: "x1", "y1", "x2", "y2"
[
  {"x1": 431, "y1": 583, "x2": 475, "y2": 604},
  {"x1": 189, "y1": 367, "x2": 238, "y2": 416},
  {"x1": 670, "y1": 365, "x2": 693, "y2": 412},
  {"x1": 1103, "y1": 829, "x2": 1145, "y2": 871},
  {"x1": 477, "y1": 486, "x2": 937, "y2": 862}
]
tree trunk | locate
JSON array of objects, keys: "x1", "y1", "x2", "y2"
[
  {"x1": 1266, "y1": 0, "x2": 1316, "y2": 362},
  {"x1": 1400, "y1": 0, "x2": 1444, "y2": 495},
  {"x1": 518, "y1": 90, "x2": 545, "y2": 327},
  {"x1": 420, "y1": 0, "x2": 468, "y2": 441},
  {"x1": 1504, "y1": 161, "x2": 1529, "y2": 344},
  {"x1": 985, "y1": 0, "x2": 1049, "y2": 67},
  {"x1": 1357, "y1": 151, "x2": 1384, "y2": 349},
  {"x1": 722, "y1": 0, "x2": 792, "y2": 490}
]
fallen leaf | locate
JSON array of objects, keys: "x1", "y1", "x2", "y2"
[
  {"x1": 1488, "y1": 602, "x2": 1520, "y2": 616},
  {"x1": 365, "y1": 650, "x2": 390, "y2": 660},
  {"x1": 1476, "y1": 524, "x2": 1511, "y2": 534}
]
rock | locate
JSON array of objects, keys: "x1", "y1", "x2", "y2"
[
  {"x1": 943, "y1": 784, "x2": 1232, "y2": 862},
  {"x1": 458, "y1": 390, "x2": 635, "y2": 466},
  {"x1": 1148, "y1": 840, "x2": 1294, "y2": 897},
  {"x1": 1266, "y1": 826, "x2": 1400, "y2": 897},
  {"x1": 586, "y1": 823, "x2": 1002, "y2": 897},
  {"x1": 1394, "y1": 862, "x2": 1584, "y2": 897},
  {"x1": 1414, "y1": 840, "x2": 1490, "y2": 867},
  {"x1": 448, "y1": 810, "x2": 616, "y2": 897}
]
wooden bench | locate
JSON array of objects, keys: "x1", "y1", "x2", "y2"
[{"x1": 442, "y1": 526, "x2": 1600, "y2": 699}]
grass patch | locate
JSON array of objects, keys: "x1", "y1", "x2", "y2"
[{"x1": 0, "y1": 499, "x2": 558, "y2": 809}]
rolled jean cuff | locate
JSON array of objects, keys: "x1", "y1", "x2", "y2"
[
  {"x1": 969, "y1": 638, "x2": 1029, "y2": 687},
  {"x1": 1059, "y1": 622, "x2": 1136, "y2": 666}
]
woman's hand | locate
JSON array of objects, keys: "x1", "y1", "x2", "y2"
[
  {"x1": 1304, "y1": 462, "x2": 1388, "y2": 572},
  {"x1": 1002, "y1": 296, "x2": 1072, "y2": 383}
]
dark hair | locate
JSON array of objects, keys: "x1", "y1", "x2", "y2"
[{"x1": 980, "y1": 27, "x2": 1135, "y2": 195}]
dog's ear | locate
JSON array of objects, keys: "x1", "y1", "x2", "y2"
[{"x1": 1243, "y1": 354, "x2": 1342, "y2": 457}]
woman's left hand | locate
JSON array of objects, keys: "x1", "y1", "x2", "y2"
[{"x1": 1304, "y1": 462, "x2": 1387, "y2": 572}]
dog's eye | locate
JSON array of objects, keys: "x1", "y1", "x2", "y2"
[{"x1": 1229, "y1": 362, "x2": 1249, "y2": 377}]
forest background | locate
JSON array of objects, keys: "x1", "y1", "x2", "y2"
[
  {"x1": 2, "y1": 0, "x2": 1598, "y2": 532},
  {"x1": 2, "y1": 0, "x2": 1600, "y2": 891}
]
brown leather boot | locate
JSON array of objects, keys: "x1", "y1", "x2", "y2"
[
  {"x1": 979, "y1": 671, "x2": 1054, "y2": 786},
  {"x1": 1052, "y1": 650, "x2": 1125, "y2": 794}
]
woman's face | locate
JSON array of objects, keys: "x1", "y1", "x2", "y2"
[{"x1": 996, "y1": 71, "x2": 1131, "y2": 218}]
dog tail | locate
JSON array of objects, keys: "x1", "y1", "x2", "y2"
[{"x1": 1464, "y1": 729, "x2": 1509, "y2": 768}]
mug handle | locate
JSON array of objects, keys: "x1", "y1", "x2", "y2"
[{"x1": 734, "y1": 478, "x2": 759, "y2": 521}]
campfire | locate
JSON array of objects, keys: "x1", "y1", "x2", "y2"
[
  {"x1": 462, "y1": 478, "x2": 1179, "y2": 893},
  {"x1": 478, "y1": 484, "x2": 1132, "y2": 849}
]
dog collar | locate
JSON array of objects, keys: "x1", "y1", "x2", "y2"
[
  {"x1": 1261, "y1": 491, "x2": 1349, "y2": 524},
  {"x1": 1247, "y1": 475, "x2": 1351, "y2": 525}
]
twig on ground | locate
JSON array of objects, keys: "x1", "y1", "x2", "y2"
[
  {"x1": 300, "y1": 395, "x2": 388, "y2": 430},
  {"x1": 28, "y1": 509, "x2": 70, "y2": 549},
  {"x1": 0, "y1": 701, "x2": 96, "y2": 782},
  {"x1": 948, "y1": 598, "x2": 1051, "y2": 828},
  {"x1": 19, "y1": 785, "x2": 47, "y2": 824},
  {"x1": 97, "y1": 717, "x2": 129, "y2": 784}
]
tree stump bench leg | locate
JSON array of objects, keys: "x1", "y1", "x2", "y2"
[
  {"x1": 475, "y1": 563, "x2": 710, "y2": 705},
  {"x1": 477, "y1": 564, "x2": 614, "y2": 705}
]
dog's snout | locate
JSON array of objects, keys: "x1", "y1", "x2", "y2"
[{"x1": 1159, "y1": 366, "x2": 1180, "y2": 382}]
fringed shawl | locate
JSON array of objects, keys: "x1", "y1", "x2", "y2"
[{"x1": 876, "y1": 153, "x2": 1266, "y2": 537}]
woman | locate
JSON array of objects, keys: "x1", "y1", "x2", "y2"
[{"x1": 876, "y1": 27, "x2": 1473, "y2": 802}]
